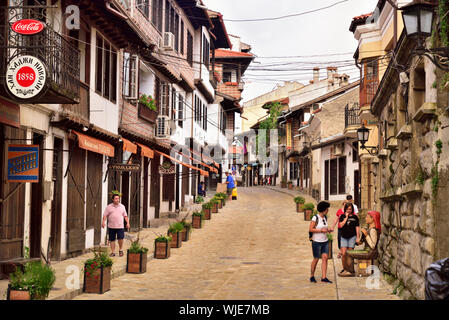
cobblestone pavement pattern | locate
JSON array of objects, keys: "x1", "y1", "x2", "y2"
[{"x1": 72, "y1": 187, "x2": 400, "y2": 300}]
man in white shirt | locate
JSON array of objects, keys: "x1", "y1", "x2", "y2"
[{"x1": 346, "y1": 195, "x2": 359, "y2": 215}]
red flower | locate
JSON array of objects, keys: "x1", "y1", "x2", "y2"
[
  {"x1": 86, "y1": 271, "x2": 90, "y2": 276},
  {"x1": 95, "y1": 276, "x2": 99, "y2": 280}
]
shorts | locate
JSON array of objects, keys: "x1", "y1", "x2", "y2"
[
  {"x1": 341, "y1": 235, "x2": 357, "y2": 248},
  {"x1": 108, "y1": 228, "x2": 125, "y2": 241},
  {"x1": 312, "y1": 241, "x2": 329, "y2": 259},
  {"x1": 227, "y1": 188, "x2": 233, "y2": 195}
]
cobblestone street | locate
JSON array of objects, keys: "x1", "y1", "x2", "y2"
[{"x1": 73, "y1": 187, "x2": 399, "y2": 300}]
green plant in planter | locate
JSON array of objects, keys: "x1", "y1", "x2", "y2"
[
  {"x1": 209, "y1": 198, "x2": 219, "y2": 205},
  {"x1": 9, "y1": 261, "x2": 56, "y2": 300},
  {"x1": 192, "y1": 211, "x2": 205, "y2": 219},
  {"x1": 155, "y1": 234, "x2": 172, "y2": 242},
  {"x1": 303, "y1": 203, "x2": 315, "y2": 211},
  {"x1": 84, "y1": 250, "x2": 113, "y2": 279},
  {"x1": 128, "y1": 240, "x2": 149, "y2": 254},
  {"x1": 109, "y1": 190, "x2": 122, "y2": 198},
  {"x1": 293, "y1": 196, "x2": 305, "y2": 204},
  {"x1": 168, "y1": 222, "x2": 185, "y2": 234},
  {"x1": 327, "y1": 233, "x2": 333, "y2": 241},
  {"x1": 202, "y1": 202, "x2": 213, "y2": 210},
  {"x1": 139, "y1": 93, "x2": 157, "y2": 111},
  {"x1": 195, "y1": 195, "x2": 204, "y2": 203}
]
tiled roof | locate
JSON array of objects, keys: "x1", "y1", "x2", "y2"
[
  {"x1": 352, "y1": 12, "x2": 373, "y2": 21},
  {"x1": 215, "y1": 49, "x2": 254, "y2": 58}
]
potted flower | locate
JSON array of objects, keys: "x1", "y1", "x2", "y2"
[
  {"x1": 178, "y1": 213, "x2": 193, "y2": 241},
  {"x1": 281, "y1": 178, "x2": 287, "y2": 188},
  {"x1": 138, "y1": 93, "x2": 158, "y2": 123},
  {"x1": 192, "y1": 211, "x2": 204, "y2": 229},
  {"x1": 126, "y1": 235, "x2": 149, "y2": 274},
  {"x1": 168, "y1": 222, "x2": 184, "y2": 248},
  {"x1": 202, "y1": 202, "x2": 213, "y2": 220},
  {"x1": 294, "y1": 196, "x2": 306, "y2": 212},
  {"x1": 288, "y1": 180, "x2": 293, "y2": 190},
  {"x1": 195, "y1": 195, "x2": 204, "y2": 204},
  {"x1": 7, "y1": 261, "x2": 55, "y2": 300},
  {"x1": 215, "y1": 193, "x2": 227, "y2": 207},
  {"x1": 210, "y1": 198, "x2": 219, "y2": 213},
  {"x1": 154, "y1": 234, "x2": 171, "y2": 259},
  {"x1": 214, "y1": 196, "x2": 223, "y2": 209},
  {"x1": 83, "y1": 249, "x2": 113, "y2": 294},
  {"x1": 303, "y1": 203, "x2": 315, "y2": 221}
]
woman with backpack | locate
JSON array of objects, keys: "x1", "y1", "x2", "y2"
[
  {"x1": 340, "y1": 211, "x2": 382, "y2": 276},
  {"x1": 309, "y1": 201, "x2": 333, "y2": 284}
]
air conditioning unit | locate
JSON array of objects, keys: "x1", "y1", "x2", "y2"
[
  {"x1": 161, "y1": 32, "x2": 175, "y2": 51},
  {"x1": 156, "y1": 115, "x2": 170, "y2": 138},
  {"x1": 334, "y1": 142, "x2": 345, "y2": 156}
]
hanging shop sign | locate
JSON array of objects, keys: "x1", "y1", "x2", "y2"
[
  {"x1": 159, "y1": 161, "x2": 175, "y2": 175},
  {"x1": 108, "y1": 163, "x2": 141, "y2": 172},
  {"x1": 7, "y1": 145, "x2": 39, "y2": 183},
  {"x1": 11, "y1": 19, "x2": 45, "y2": 35},
  {"x1": 6, "y1": 55, "x2": 47, "y2": 100}
]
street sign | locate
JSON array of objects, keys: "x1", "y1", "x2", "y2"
[
  {"x1": 108, "y1": 163, "x2": 141, "y2": 172},
  {"x1": 8, "y1": 144, "x2": 39, "y2": 182}
]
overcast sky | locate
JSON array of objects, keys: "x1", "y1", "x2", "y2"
[{"x1": 203, "y1": 0, "x2": 378, "y2": 103}]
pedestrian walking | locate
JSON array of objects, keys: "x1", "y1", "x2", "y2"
[
  {"x1": 102, "y1": 194, "x2": 130, "y2": 257},
  {"x1": 225, "y1": 171, "x2": 235, "y2": 201},
  {"x1": 309, "y1": 201, "x2": 333, "y2": 284},
  {"x1": 338, "y1": 202, "x2": 360, "y2": 276},
  {"x1": 331, "y1": 200, "x2": 347, "y2": 258},
  {"x1": 346, "y1": 195, "x2": 359, "y2": 215}
]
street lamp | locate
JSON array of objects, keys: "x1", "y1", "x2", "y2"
[
  {"x1": 357, "y1": 123, "x2": 378, "y2": 155},
  {"x1": 399, "y1": 0, "x2": 449, "y2": 70}
]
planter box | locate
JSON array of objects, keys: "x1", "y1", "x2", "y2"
[
  {"x1": 126, "y1": 251, "x2": 147, "y2": 274},
  {"x1": 203, "y1": 209, "x2": 211, "y2": 220},
  {"x1": 6, "y1": 285, "x2": 31, "y2": 300},
  {"x1": 182, "y1": 225, "x2": 192, "y2": 241},
  {"x1": 288, "y1": 183, "x2": 293, "y2": 190},
  {"x1": 83, "y1": 266, "x2": 111, "y2": 294},
  {"x1": 154, "y1": 240, "x2": 170, "y2": 259},
  {"x1": 192, "y1": 215, "x2": 203, "y2": 228},
  {"x1": 168, "y1": 231, "x2": 182, "y2": 248},
  {"x1": 217, "y1": 200, "x2": 223, "y2": 209},
  {"x1": 327, "y1": 240, "x2": 333, "y2": 260},
  {"x1": 281, "y1": 181, "x2": 287, "y2": 188},
  {"x1": 212, "y1": 202, "x2": 219, "y2": 213},
  {"x1": 138, "y1": 102, "x2": 158, "y2": 123},
  {"x1": 304, "y1": 209, "x2": 313, "y2": 221},
  {"x1": 296, "y1": 203, "x2": 304, "y2": 213}
]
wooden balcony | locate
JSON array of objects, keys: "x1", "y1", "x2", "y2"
[
  {"x1": 62, "y1": 82, "x2": 89, "y2": 121},
  {"x1": 344, "y1": 103, "x2": 360, "y2": 138},
  {"x1": 360, "y1": 76, "x2": 379, "y2": 107}
]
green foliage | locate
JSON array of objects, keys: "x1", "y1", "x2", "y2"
[
  {"x1": 209, "y1": 198, "x2": 219, "y2": 204},
  {"x1": 415, "y1": 166, "x2": 426, "y2": 185},
  {"x1": 440, "y1": 72, "x2": 449, "y2": 90},
  {"x1": 293, "y1": 196, "x2": 305, "y2": 204},
  {"x1": 435, "y1": 139, "x2": 443, "y2": 155},
  {"x1": 195, "y1": 195, "x2": 204, "y2": 203},
  {"x1": 128, "y1": 240, "x2": 149, "y2": 254},
  {"x1": 168, "y1": 222, "x2": 185, "y2": 233},
  {"x1": 326, "y1": 233, "x2": 333, "y2": 241},
  {"x1": 202, "y1": 202, "x2": 213, "y2": 210},
  {"x1": 432, "y1": 81, "x2": 437, "y2": 89},
  {"x1": 109, "y1": 190, "x2": 122, "y2": 198},
  {"x1": 303, "y1": 202, "x2": 315, "y2": 211},
  {"x1": 139, "y1": 94, "x2": 157, "y2": 111},
  {"x1": 256, "y1": 102, "x2": 283, "y2": 155},
  {"x1": 439, "y1": 0, "x2": 449, "y2": 47},
  {"x1": 155, "y1": 234, "x2": 172, "y2": 242},
  {"x1": 84, "y1": 249, "x2": 113, "y2": 280},
  {"x1": 9, "y1": 261, "x2": 56, "y2": 300}
]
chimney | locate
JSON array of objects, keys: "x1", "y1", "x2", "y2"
[
  {"x1": 326, "y1": 66, "x2": 334, "y2": 79},
  {"x1": 313, "y1": 67, "x2": 319, "y2": 83}
]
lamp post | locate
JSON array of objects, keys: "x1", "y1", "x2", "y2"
[{"x1": 357, "y1": 123, "x2": 378, "y2": 155}]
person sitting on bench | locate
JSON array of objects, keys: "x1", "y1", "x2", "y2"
[
  {"x1": 340, "y1": 211, "x2": 381, "y2": 277},
  {"x1": 198, "y1": 181, "x2": 206, "y2": 197}
]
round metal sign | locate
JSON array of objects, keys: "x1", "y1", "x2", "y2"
[
  {"x1": 11, "y1": 19, "x2": 45, "y2": 35},
  {"x1": 6, "y1": 55, "x2": 47, "y2": 99}
]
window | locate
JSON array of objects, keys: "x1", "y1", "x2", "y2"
[
  {"x1": 160, "y1": 83, "x2": 170, "y2": 116},
  {"x1": 222, "y1": 72, "x2": 232, "y2": 83},
  {"x1": 95, "y1": 33, "x2": 117, "y2": 102},
  {"x1": 165, "y1": 0, "x2": 170, "y2": 33},
  {"x1": 180, "y1": 20, "x2": 184, "y2": 55},
  {"x1": 136, "y1": 0, "x2": 149, "y2": 18},
  {"x1": 326, "y1": 156, "x2": 346, "y2": 195},
  {"x1": 171, "y1": 88, "x2": 176, "y2": 120},
  {"x1": 352, "y1": 141, "x2": 358, "y2": 162},
  {"x1": 338, "y1": 157, "x2": 346, "y2": 194},
  {"x1": 187, "y1": 31, "x2": 193, "y2": 66},
  {"x1": 122, "y1": 53, "x2": 138, "y2": 98},
  {"x1": 174, "y1": 14, "x2": 179, "y2": 52},
  {"x1": 152, "y1": 0, "x2": 163, "y2": 32},
  {"x1": 202, "y1": 34, "x2": 210, "y2": 67},
  {"x1": 330, "y1": 159, "x2": 337, "y2": 195},
  {"x1": 178, "y1": 95, "x2": 184, "y2": 127}
]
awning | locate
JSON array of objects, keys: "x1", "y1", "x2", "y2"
[
  {"x1": 155, "y1": 150, "x2": 209, "y2": 176},
  {"x1": 122, "y1": 138, "x2": 137, "y2": 154},
  {"x1": 136, "y1": 142, "x2": 154, "y2": 159},
  {"x1": 176, "y1": 150, "x2": 218, "y2": 174},
  {"x1": 73, "y1": 131, "x2": 115, "y2": 157}
]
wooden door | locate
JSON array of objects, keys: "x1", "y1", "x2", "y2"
[
  {"x1": 50, "y1": 138, "x2": 63, "y2": 260},
  {"x1": 86, "y1": 151, "x2": 103, "y2": 245},
  {"x1": 150, "y1": 153, "x2": 160, "y2": 219},
  {"x1": 354, "y1": 170, "x2": 360, "y2": 208},
  {"x1": 182, "y1": 165, "x2": 189, "y2": 207},
  {"x1": 324, "y1": 160, "x2": 329, "y2": 200},
  {"x1": 129, "y1": 169, "x2": 140, "y2": 231},
  {"x1": 143, "y1": 158, "x2": 149, "y2": 228},
  {"x1": 30, "y1": 133, "x2": 43, "y2": 258}
]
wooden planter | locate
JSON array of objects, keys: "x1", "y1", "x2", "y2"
[
  {"x1": 192, "y1": 215, "x2": 203, "y2": 228},
  {"x1": 182, "y1": 225, "x2": 192, "y2": 241},
  {"x1": 168, "y1": 231, "x2": 182, "y2": 248},
  {"x1": 212, "y1": 202, "x2": 219, "y2": 213},
  {"x1": 296, "y1": 203, "x2": 304, "y2": 213},
  {"x1": 138, "y1": 102, "x2": 158, "y2": 123},
  {"x1": 304, "y1": 209, "x2": 313, "y2": 221},
  {"x1": 83, "y1": 265, "x2": 111, "y2": 294},
  {"x1": 203, "y1": 209, "x2": 211, "y2": 220},
  {"x1": 217, "y1": 200, "x2": 223, "y2": 209},
  {"x1": 288, "y1": 183, "x2": 293, "y2": 190},
  {"x1": 154, "y1": 240, "x2": 170, "y2": 259},
  {"x1": 327, "y1": 240, "x2": 333, "y2": 260},
  {"x1": 6, "y1": 285, "x2": 31, "y2": 300},
  {"x1": 126, "y1": 251, "x2": 147, "y2": 274},
  {"x1": 281, "y1": 181, "x2": 287, "y2": 188}
]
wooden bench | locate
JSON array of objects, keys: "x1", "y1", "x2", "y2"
[
  {"x1": 354, "y1": 258, "x2": 374, "y2": 277},
  {"x1": 0, "y1": 258, "x2": 41, "y2": 279}
]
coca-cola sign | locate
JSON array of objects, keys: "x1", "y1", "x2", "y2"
[{"x1": 11, "y1": 19, "x2": 45, "y2": 35}]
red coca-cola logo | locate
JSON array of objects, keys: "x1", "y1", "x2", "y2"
[{"x1": 12, "y1": 19, "x2": 45, "y2": 35}]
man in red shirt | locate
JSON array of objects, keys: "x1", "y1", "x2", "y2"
[{"x1": 102, "y1": 194, "x2": 130, "y2": 257}]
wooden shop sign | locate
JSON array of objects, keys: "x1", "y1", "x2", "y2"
[
  {"x1": 159, "y1": 161, "x2": 175, "y2": 175},
  {"x1": 108, "y1": 163, "x2": 141, "y2": 172}
]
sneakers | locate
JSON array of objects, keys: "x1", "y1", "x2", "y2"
[
  {"x1": 321, "y1": 277, "x2": 333, "y2": 283},
  {"x1": 310, "y1": 276, "x2": 317, "y2": 283}
]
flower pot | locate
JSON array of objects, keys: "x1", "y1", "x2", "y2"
[
  {"x1": 126, "y1": 251, "x2": 147, "y2": 274},
  {"x1": 154, "y1": 240, "x2": 170, "y2": 259},
  {"x1": 288, "y1": 183, "x2": 293, "y2": 190},
  {"x1": 7, "y1": 285, "x2": 31, "y2": 300},
  {"x1": 182, "y1": 225, "x2": 192, "y2": 241},
  {"x1": 138, "y1": 102, "x2": 158, "y2": 123},
  {"x1": 296, "y1": 203, "x2": 304, "y2": 213},
  {"x1": 203, "y1": 209, "x2": 211, "y2": 220},
  {"x1": 327, "y1": 240, "x2": 333, "y2": 260},
  {"x1": 168, "y1": 231, "x2": 182, "y2": 248},
  {"x1": 304, "y1": 209, "x2": 313, "y2": 221},
  {"x1": 212, "y1": 202, "x2": 219, "y2": 213},
  {"x1": 217, "y1": 200, "x2": 223, "y2": 209},
  {"x1": 192, "y1": 215, "x2": 203, "y2": 228},
  {"x1": 281, "y1": 181, "x2": 287, "y2": 188},
  {"x1": 83, "y1": 266, "x2": 111, "y2": 294}
]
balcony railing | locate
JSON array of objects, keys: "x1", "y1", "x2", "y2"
[
  {"x1": 345, "y1": 103, "x2": 360, "y2": 128},
  {"x1": 360, "y1": 75, "x2": 379, "y2": 107}
]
